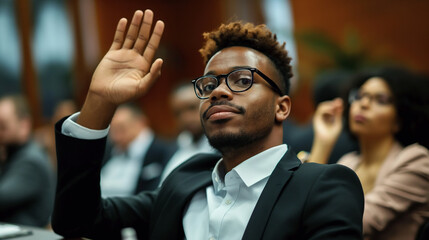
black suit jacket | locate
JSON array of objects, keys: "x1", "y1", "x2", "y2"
[
  {"x1": 52, "y1": 119, "x2": 364, "y2": 239},
  {"x1": 102, "y1": 136, "x2": 177, "y2": 193}
]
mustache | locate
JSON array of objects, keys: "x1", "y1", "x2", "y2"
[{"x1": 202, "y1": 101, "x2": 246, "y2": 119}]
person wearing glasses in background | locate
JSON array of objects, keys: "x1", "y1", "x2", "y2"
[
  {"x1": 309, "y1": 67, "x2": 429, "y2": 240},
  {"x1": 52, "y1": 10, "x2": 364, "y2": 240}
]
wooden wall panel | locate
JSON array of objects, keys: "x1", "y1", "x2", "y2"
[
  {"x1": 15, "y1": 0, "x2": 43, "y2": 128},
  {"x1": 293, "y1": 0, "x2": 429, "y2": 73},
  {"x1": 92, "y1": 0, "x2": 226, "y2": 137}
]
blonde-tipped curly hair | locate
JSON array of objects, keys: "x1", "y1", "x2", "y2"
[{"x1": 199, "y1": 21, "x2": 292, "y2": 95}]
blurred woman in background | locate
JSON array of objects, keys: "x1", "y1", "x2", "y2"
[{"x1": 309, "y1": 67, "x2": 429, "y2": 240}]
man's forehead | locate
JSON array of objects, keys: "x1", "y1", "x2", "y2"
[{"x1": 204, "y1": 46, "x2": 270, "y2": 74}]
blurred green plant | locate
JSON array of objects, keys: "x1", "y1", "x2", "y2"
[{"x1": 296, "y1": 29, "x2": 395, "y2": 72}]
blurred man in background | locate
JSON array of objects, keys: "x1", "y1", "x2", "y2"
[
  {"x1": 0, "y1": 94, "x2": 55, "y2": 227},
  {"x1": 100, "y1": 103, "x2": 176, "y2": 196},
  {"x1": 159, "y1": 83, "x2": 216, "y2": 184}
]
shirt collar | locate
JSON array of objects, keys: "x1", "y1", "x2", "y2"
[
  {"x1": 128, "y1": 129, "x2": 154, "y2": 159},
  {"x1": 212, "y1": 144, "x2": 288, "y2": 191},
  {"x1": 112, "y1": 129, "x2": 154, "y2": 159}
]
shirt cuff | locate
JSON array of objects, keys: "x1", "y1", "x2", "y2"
[{"x1": 61, "y1": 112, "x2": 109, "y2": 140}]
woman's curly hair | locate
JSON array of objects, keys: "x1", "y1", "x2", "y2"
[
  {"x1": 342, "y1": 67, "x2": 429, "y2": 149},
  {"x1": 199, "y1": 22, "x2": 292, "y2": 95}
]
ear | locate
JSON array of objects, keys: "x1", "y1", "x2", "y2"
[{"x1": 275, "y1": 95, "x2": 291, "y2": 123}]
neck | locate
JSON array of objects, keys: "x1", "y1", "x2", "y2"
[
  {"x1": 221, "y1": 128, "x2": 283, "y2": 172},
  {"x1": 358, "y1": 135, "x2": 395, "y2": 166}
]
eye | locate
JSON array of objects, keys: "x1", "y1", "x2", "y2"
[
  {"x1": 233, "y1": 77, "x2": 252, "y2": 88},
  {"x1": 374, "y1": 94, "x2": 393, "y2": 105},
  {"x1": 203, "y1": 82, "x2": 217, "y2": 93},
  {"x1": 229, "y1": 70, "x2": 252, "y2": 89}
]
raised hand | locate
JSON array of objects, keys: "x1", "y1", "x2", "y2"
[
  {"x1": 90, "y1": 10, "x2": 164, "y2": 104},
  {"x1": 78, "y1": 10, "x2": 164, "y2": 129},
  {"x1": 309, "y1": 98, "x2": 344, "y2": 164},
  {"x1": 313, "y1": 98, "x2": 344, "y2": 144}
]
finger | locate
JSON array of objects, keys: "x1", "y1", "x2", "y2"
[
  {"x1": 123, "y1": 10, "x2": 144, "y2": 49},
  {"x1": 150, "y1": 58, "x2": 163, "y2": 78},
  {"x1": 142, "y1": 20, "x2": 164, "y2": 65},
  {"x1": 110, "y1": 18, "x2": 127, "y2": 50},
  {"x1": 133, "y1": 9, "x2": 154, "y2": 54},
  {"x1": 138, "y1": 58, "x2": 163, "y2": 94}
]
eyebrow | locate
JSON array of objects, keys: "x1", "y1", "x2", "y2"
[
  {"x1": 358, "y1": 90, "x2": 392, "y2": 96},
  {"x1": 204, "y1": 66, "x2": 253, "y2": 76}
]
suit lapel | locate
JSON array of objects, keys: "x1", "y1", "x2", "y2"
[
  {"x1": 150, "y1": 153, "x2": 220, "y2": 239},
  {"x1": 242, "y1": 149, "x2": 301, "y2": 240}
]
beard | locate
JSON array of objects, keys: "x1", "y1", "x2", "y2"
[
  {"x1": 202, "y1": 99, "x2": 275, "y2": 154},
  {"x1": 205, "y1": 123, "x2": 273, "y2": 154}
]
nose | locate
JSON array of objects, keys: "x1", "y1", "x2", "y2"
[
  {"x1": 209, "y1": 80, "x2": 233, "y2": 101},
  {"x1": 358, "y1": 95, "x2": 371, "y2": 108}
]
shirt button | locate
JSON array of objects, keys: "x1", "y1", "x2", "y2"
[{"x1": 225, "y1": 199, "x2": 232, "y2": 205}]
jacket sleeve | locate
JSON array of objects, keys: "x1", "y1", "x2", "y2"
[
  {"x1": 52, "y1": 118, "x2": 157, "y2": 240},
  {"x1": 362, "y1": 144, "x2": 429, "y2": 236}
]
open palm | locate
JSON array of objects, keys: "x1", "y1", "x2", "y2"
[{"x1": 90, "y1": 10, "x2": 164, "y2": 105}]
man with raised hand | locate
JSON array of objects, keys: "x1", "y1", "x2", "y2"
[{"x1": 52, "y1": 9, "x2": 364, "y2": 240}]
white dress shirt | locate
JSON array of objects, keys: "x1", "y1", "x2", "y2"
[
  {"x1": 100, "y1": 129, "x2": 154, "y2": 197},
  {"x1": 61, "y1": 113, "x2": 288, "y2": 239},
  {"x1": 183, "y1": 144, "x2": 287, "y2": 240}
]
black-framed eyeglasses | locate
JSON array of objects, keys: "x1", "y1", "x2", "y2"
[
  {"x1": 191, "y1": 67, "x2": 284, "y2": 99},
  {"x1": 348, "y1": 89, "x2": 394, "y2": 106}
]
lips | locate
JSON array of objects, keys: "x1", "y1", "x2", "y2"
[
  {"x1": 204, "y1": 105, "x2": 242, "y2": 120},
  {"x1": 353, "y1": 114, "x2": 367, "y2": 123}
]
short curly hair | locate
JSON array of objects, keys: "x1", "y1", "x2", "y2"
[
  {"x1": 199, "y1": 21, "x2": 292, "y2": 95},
  {"x1": 342, "y1": 67, "x2": 429, "y2": 149}
]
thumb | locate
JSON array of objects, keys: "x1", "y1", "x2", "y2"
[{"x1": 138, "y1": 58, "x2": 163, "y2": 94}]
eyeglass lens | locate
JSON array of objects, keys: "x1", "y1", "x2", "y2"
[
  {"x1": 350, "y1": 91, "x2": 393, "y2": 105},
  {"x1": 195, "y1": 69, "x2": 253, "y2": 98}
]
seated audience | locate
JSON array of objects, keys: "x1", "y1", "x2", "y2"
[
  {"x1": 100, "y1": 103, "x2": 176, "y2": 196},
  {"x1": 0, "y1": 95, "x2": 55, "y2": 227},
  {"x1": 310, "y1": 67, "x2": 429, "y2": 240}
]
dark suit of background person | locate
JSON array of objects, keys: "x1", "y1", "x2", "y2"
[
  {"x1": 131, "y1": 137, "x2": 176, "y2": 192},
  {"x1": 100, "y1": 103, "x2": 177, "y2": 196},
  {"x1": 0, "y1": 95, "x2": 55, "y2": 227},
  {"x1": 51, "y1": 10, "x2": 364, "y2": 240},
  {"x1": 102, "y1": 136, "x2": 177, "y2": 193}
]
